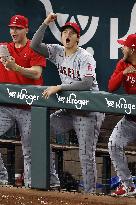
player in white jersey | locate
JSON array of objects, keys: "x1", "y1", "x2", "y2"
[{"x1": 31, "y1": 12, "x2": 104, "y2": 193}]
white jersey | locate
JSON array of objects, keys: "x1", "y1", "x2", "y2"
[{"x1": 46, "y1": 44, "x2": 99, "y2": 91}]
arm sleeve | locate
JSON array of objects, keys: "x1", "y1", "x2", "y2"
[
  {"x1": 30, "y1": 23, "x2": 49, "y2": 58},
  {"x1": 31, "y1": 23, "x2": 63, "y2": 66},
  {"x1": 108, "y1": 60, "x2": 125, "y2": 92},
  {"x1": 60, "y1": 76, "x2": 93, "y2": 91}
]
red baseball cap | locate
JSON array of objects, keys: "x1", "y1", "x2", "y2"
[
  {"x1": 8, "y1": 15, "x2": 29, "y2": 28},
  {"x1": 61, "y1": 22, "x2": 80, "y2": 36},
  {"x1": 117, "y1": 34, "x2": 136, "y2": 49}
]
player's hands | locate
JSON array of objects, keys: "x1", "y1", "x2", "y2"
[
  {"x1": 123, "y1": 65, "x2": 136, "y2": 75},
  {"x1": 44, "y1": 12, "x2": 57, "y2": 25},
  {"x1": 0, "y1": 56, "x2": 12, "y2": 70},
  {"x1": 3, "y1": 57, "x2": 17, "y2": 71},
  {"x1": 42, "y1": 85, "x2": 61, "y2": 99}
]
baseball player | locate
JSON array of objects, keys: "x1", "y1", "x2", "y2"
[
  {"x1": 31, "y1": 12, "x2": 104, "y2": 193},
  {"x1": 0, "y1": 15, "x2": 46, "y2": 187},
  {"x1": 108, "y1": 34, "x2": 136, "y2": 196}
]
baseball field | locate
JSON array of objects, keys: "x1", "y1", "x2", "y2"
[{"x1": 0, "y1": 187, "x2": 136, "y2": 205}]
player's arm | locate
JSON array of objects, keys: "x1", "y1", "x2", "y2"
[
  {"x1": 30, "y1": 13, "x2": 57, "y2": 57},
  {"x1": 108, "y1": 60, "x2": 127, "y2": 92},
  {"x1": 3, "y1": 57, "x2": 42, "y2": 79},
  {"x1": 60, "y1": 77, "x2": 93, "y2": 90},
  {"x1": 13, "y1": 65, "x2": 42, "y2": 79},
  {"x1": 30, "y1": 23, "x2": 49, "y2": 58},
  {"x1": 42, "y1": 77, "x2": 93, "y2": 99}
]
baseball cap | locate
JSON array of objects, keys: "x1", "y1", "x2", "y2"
[
  {"x1": 8, "y1": 15, "x2": 29, "y2": 29},
  {"x1": 117, "y1": 34, "x2": 136, "y2": 49},
  {"x1": 61, "y1": 22, "x2": 80, "y2": 36}
]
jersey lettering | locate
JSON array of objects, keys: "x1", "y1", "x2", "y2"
[
  {"x1": 59, "y1": 66, "x2": 80, "y2": 79},
  {"x1": 126, "y1": 75, "x2": 136, "y2": 86}
]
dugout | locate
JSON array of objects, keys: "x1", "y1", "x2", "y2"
[{"x1": 0, "y1": 0, "x2": 135, "y2": 196}]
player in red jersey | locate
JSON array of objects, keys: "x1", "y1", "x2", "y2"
[
  {"x1": 108, "y1": 35, "x2": 136, "y2": 94},
  {"x1": 108, "y1": 34, "x2": 136, "y2": 196},
  {"x1": 0, "y1": 15, "x2": 46, "y2": 187}
]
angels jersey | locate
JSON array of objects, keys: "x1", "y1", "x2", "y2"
[{"x1": 46, "y1": 44, "x2": 99, "y2": 91}]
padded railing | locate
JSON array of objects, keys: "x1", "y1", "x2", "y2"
[{"x1": 0, "y1": 83, "x2": 136, "y2": 189}]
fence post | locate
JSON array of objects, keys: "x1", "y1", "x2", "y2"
[
  {"x1": 102, "y1": 154, "x2": 111, "y2": 194},
  {"x1": 31, "y1": 106, "x2": 50, "y2": 189}
]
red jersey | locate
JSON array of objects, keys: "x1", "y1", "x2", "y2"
[
  {"x1": 0, "y1": 40, "x2": 46, "y2": 85},
  {"x1": 108, "y1": 59, "x2": 136, "y2": 94}
]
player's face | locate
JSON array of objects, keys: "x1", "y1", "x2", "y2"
[
  {"x1": 121, "y1": 46, "x2": 134, "y2": 61},
  {"x1": 10, "y1": 27, "x2": 28, "y2": 44},
  {"x1": 61, "y1": 27, "x2": 79, "y2": 48}
]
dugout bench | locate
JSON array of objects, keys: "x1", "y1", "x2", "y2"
[
  {"x1": 1, "y1": 138, "x2": 136, "y2": 193},
  {"x1": 0, "y1": 138, "x2": 111, "y2": 193}
]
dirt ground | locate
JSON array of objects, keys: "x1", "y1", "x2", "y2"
[{"x1": 0, "y1": 187, "x2": 136, "y2": 205}]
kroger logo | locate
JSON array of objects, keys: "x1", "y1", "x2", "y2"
[
  {"x1": 105, "y1": 97, "x2": 136, "y2": 114},
  {"x1": 7, "y1": 88, "x2": 39, "y2": 105},
  {"x1": 56, "y1": 93, "x2": 89, "y2": 109}
]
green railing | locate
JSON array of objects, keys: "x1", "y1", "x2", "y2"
[{"x1": 0, "y1": 83, "x2": 136, "y2": 189}]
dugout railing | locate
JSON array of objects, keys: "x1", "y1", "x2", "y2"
[{"x1": 0, "y1": 83, "x2": 136, "y2": 191}]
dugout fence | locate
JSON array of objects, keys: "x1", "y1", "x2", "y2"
[{"x1": 0, "y1": 84, "x2": 136, "y2": 193}]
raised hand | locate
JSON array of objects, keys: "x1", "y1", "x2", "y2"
[{"x1": 44, "y1": 12, "x2": 57, "y2": 25}]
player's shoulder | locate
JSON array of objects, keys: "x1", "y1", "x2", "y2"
[
  {"x1": 117, "y1": 59, "x2": 129, "y2": 68},
  {"x1": 78, "y1": 47, "x2": 94, "y2": 57},
  {"x1": 77, "y1": 47, "x2": 95, "y2": 62}
]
